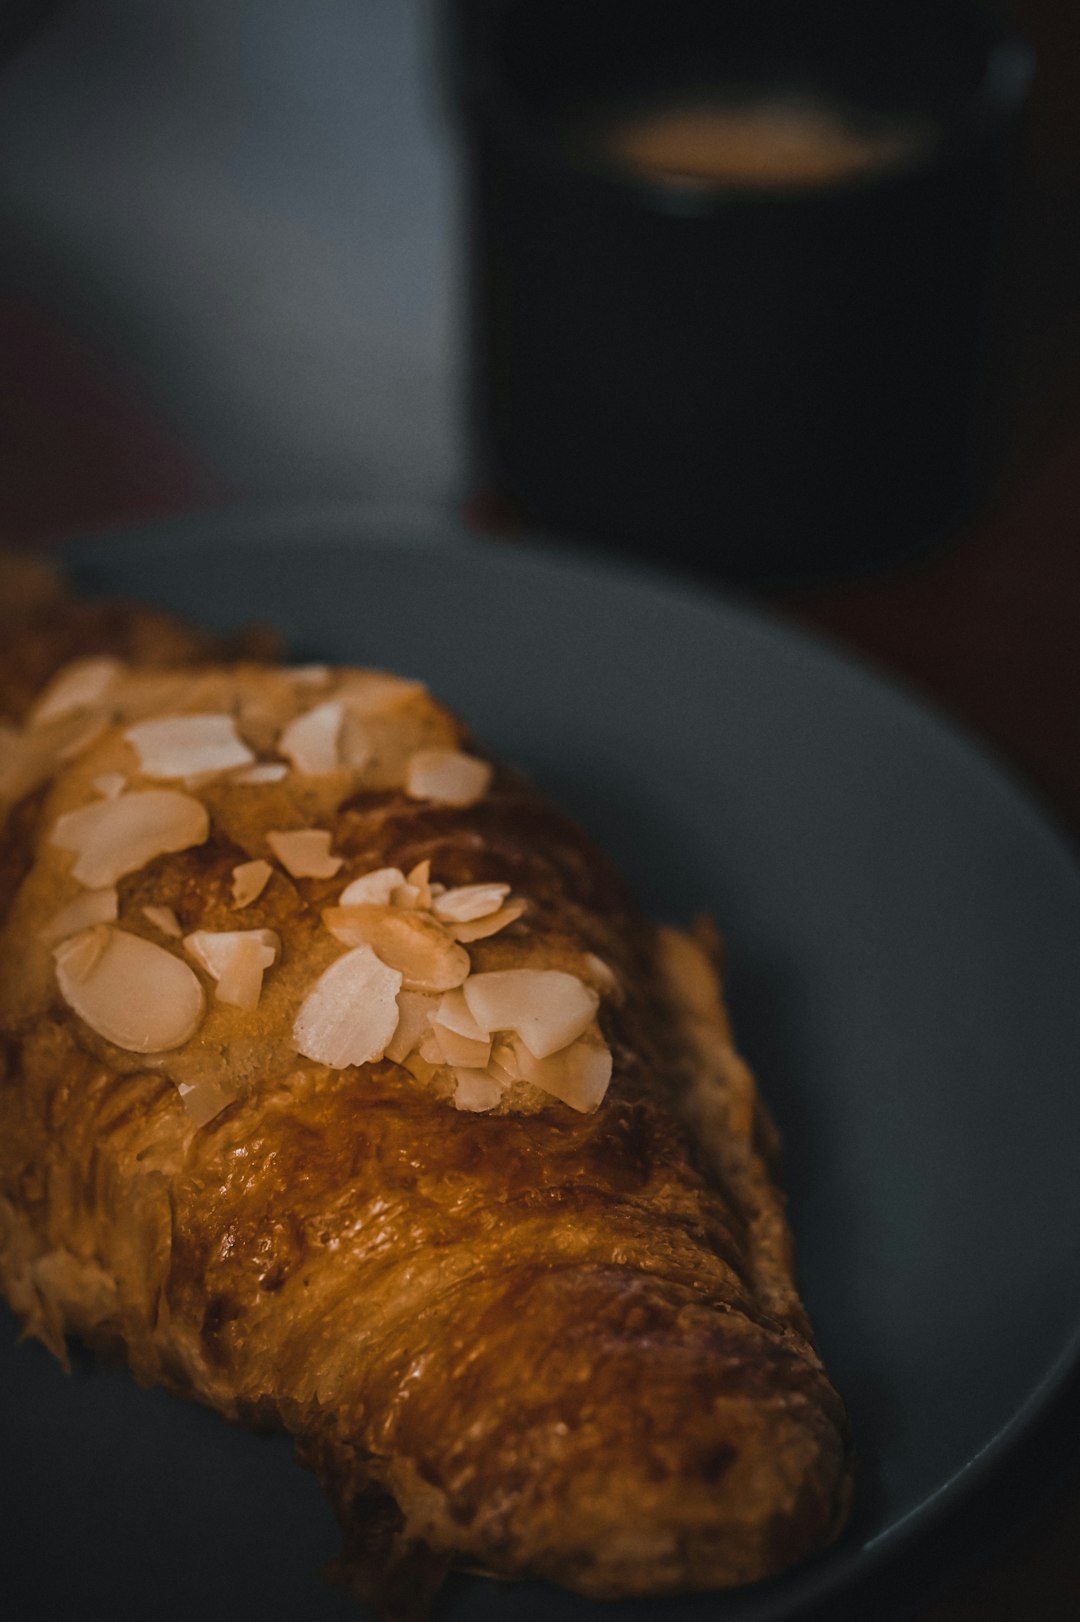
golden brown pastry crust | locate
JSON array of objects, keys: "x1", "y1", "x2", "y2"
[{"x1": 0, "y1": 568, "x2": 851, "y2": 1609}]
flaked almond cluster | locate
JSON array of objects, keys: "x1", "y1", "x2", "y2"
[
  {"x1": 54, "y1": 925, "x2": 204, "y2": 1054},
  {"x1": 32, "y1": 661, "x2": 612, "y2": 1121},
  {"x1": 292, "y1": 863, "x2": 611, "y2": 1115},
  {"x1": 184, "y1": 928, "x2": 281, "y2": 1011}
]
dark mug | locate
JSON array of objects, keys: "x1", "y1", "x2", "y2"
[{"x1": 449, "y1": 0, "x2": 1034, "y2": 587}]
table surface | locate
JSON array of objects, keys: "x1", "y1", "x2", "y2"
[{"x1": 1, "y1": 2, "x2": 1078, "y2": 1618}]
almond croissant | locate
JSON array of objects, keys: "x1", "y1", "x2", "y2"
[{"x1": 0, "y1": 568, "x2": 851, "y2": 1611}]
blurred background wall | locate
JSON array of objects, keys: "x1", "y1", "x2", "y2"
[{"x1": 0, "y1": 0, "x2": 1075, "y2": 540}]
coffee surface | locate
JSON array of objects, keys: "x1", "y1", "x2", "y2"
[{"x1": 599, "y1": 96, "x2": 932, "y2": 188}]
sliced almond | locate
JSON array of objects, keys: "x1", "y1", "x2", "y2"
[
  {"x1": 51, "y1": 789, "x2": 209, "y2": 888},
  {"x1": 452, "y1": 1070, "x2": 505, "y2": 1113},
  {"x1": 398, "y1": 859, "x2": 434, "y2": 911},
  {"x1": 231, "y1": 858, "x2": 273, "y2": 909},
  {"x1": 56, "y1": 709, "x2": 110, "y2": 761},
  {"x1": 401, "y1": 1049, "x2": 441, "y2": 1088},
  {"x1": 338, "y1": 867, "x2": 406, "y2": 907},
  {"x1": 289, "y1": 664, "x2": 331, "y2": 687},
  {"x1": 583, "y1": 952, "x2": 621, "y2": 997},
  {"x1": 53, "y1": 922, "x2": 110, "y2": 981},
  {"x1": 338, "y1": 713, "x2": 373, "y2": 772},
  {"x1": 40, "y1": 887, "x2": 119, "y2": 946},
  {"x1": 437, "y1": 1030, "x2": 492, "y2": 1068},
  {"x1": 462, "y1": 969, "x2": 598, "y2": 1059},
  {"x1": 92, "y1": 773, "x2": 127, "y2": 801},
  {"x1": 322, "y1": 904, "x2": 469, "y2": 993},
  {"x1": 419, "y1": 1030, "x2": 448, "y2": 1065},
  {"x1": 142, "y1": 905, "x2": 182, "y2": 938},
  {"x1": 390, "y1": 881, "x2": 422, "y2": 910},
  {"x1": 30, "y1": 657, "x2": 121, "y2": 726},
  {"x1": 340, "y1": 671, "x2": 426, "y2": 716},
  {"x1": 292, "y1": 945, "x2": 402, "y2": 1069},
  {"x1": 2, "y1": 716, "x2": 102, "y2": 811},
  {"x1": 515, "y1": 1034, "x2": 612, "y2": 1114},
  {"x1": 278, "y1": 700, "x2": 343, "y2": 775},
  {"x1": 0, "y1": 729, "x2": 37, "y2": 811},
  {"x1": 176, "y1": 1075, "x2": 235, "y2": 1127},
  {"x1": 54, "y1": 926, "x2": 204, "y2": 1053},
  {"x1": 488, "y1": 1041, "x2": 521, "y2": 1085},
  {"x1": 385, "y1": 990, "x2": 439, "y2": 1063},
  {"x1": 432, "y1": 882, "x2": 510, "y2": 924},
  {"x1": 428, "y1": 1018, "x2": 491, "y2": 1068},
  {"x1": 267, "y1": 828, "x2": 343, "y2": 879},
  {"x1": 433, "y1": 987, "x2": 485, "y2": 1041},
  {"x1": 233, "y1": 762, "x2": 289, "y2": 785},
  {"x1": 404, "y1": 748, "x2": 492, "y2": 808},
  {"x1": 185, "y1": 927, "x2": 280, "y2": 1010},
  {"x1": 125, "y1": 714, "x2": 254, "y2": 779},
  {"x1": 449, "y1": 899, "x2": 527, "y2": 943}
]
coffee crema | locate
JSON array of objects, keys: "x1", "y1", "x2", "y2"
[{"x1": 598, "y1": 95, "x2": 934, "y2": 189}]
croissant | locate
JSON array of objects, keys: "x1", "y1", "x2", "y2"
[{"x1": 0, "y1": 560, "x2": 851, "y2": 1611}]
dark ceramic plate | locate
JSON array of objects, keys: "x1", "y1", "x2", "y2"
[{"x1": 4, "y1": 506, "x2": 1080, "y2": 1622}]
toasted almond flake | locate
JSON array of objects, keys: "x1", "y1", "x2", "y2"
[
  {"x1": 432, "y1": 883, "x2": 510, "y2": 924},
  {"x1": 435, "y1": 988, "x2": 488, "y2": 1042},
  {"x1": 93, "y1": 773, "x2": 127, "y2": 801},
  {"x1": 341, "y1": 671, "x2": 426, "y2": 716},
  {"x1": 419, "y1": 1030, "x2": 448, "y2": 1065},
  {"x1": 278, "y1": 700, "x2": 344, "y2": 775},
  {"x1": 489, "y1": 1041, "x2": 521, "y2": 1085},
  {"x1": 30, "y1": 657, "x2": 121, "y2": 725},
  {"x1": 188, "y1": 928, "x2": 278, "y2": 981},
  {"x1": 51, "y1": 789, "x2": 209, "y2": 888},
  {"x1": 452, "y1": 1070, "x2": 505, "y2": 1113},
  {"x1": 405, "y1": 748, "x2": 492, "y2": 808},
  {"x1": 54, "y1": 926, "x2": 204, "y2": 1053},
  {"x1": 185, "y1": 928, "x2": 280, "y2": 1010},
  {"x1": 231, "y1": 859, "x2": 273, "y2": 909},
  {"x1": 290, "y1": 664, "x2": 331, "y2": 686},
  {"x1": 429, "y1": 994, "x2": 493, "y2": 1066},
  {"x1": 430, "y1": 1022, "x2": 492, "y2": 1068},
  {"x1": 56, "y1": 710, "x2": 110, "y2": 761},
  {"x1": 218, "y1": 936, "x2": 279, "y2": 1008},
  {"x1": 514, "y1": 1034, "x2": 612, "y2": 1113},
  {"x1": 53, "y1": 923, "x2": 111, "y2": 982},
  {"x1": 583, "y1": 953, "x2": 620, "y2": 996},
  {"x1": 292, "y1": 945, "x2": 402, "y2": 1068},
  {"x1": 449, "y1": 899, "x2": 527, "y2": 943},
  {"x1": 463, "y1": 969, "x2": 599, "y2": 1059},
  {"x1": 338, "y1": 713, "x2": 373, "y2": 772},
  {"x1": 267, "y1": 828, "x2": 343, "y2": 879},
  {"x1": 41, "y1": 887, "x2": 119, "y2": 946},
  {"x1": 338, "y1": 867, "x2": 406, "y2": 907},
  {"x1": 233, "y1": 762, "x2": 289, "y2": 785},
  {"x1": 322, "y1": 904, "x2": 469, "y2": 993},
  {"x1": 125, "y1": 714, "x2": 255, "y2": 779},
  {"x1": 390, "y1": 882, "x2": 422, "y2": 910},
  {"x1": 0, "y1": 728, "x2": 46, "y2": 809},
  {"x1": 402, "y1": 1050, "x2": 440, "y2": 1087},
  {"x1": 385, "y1": 990, "x2": 439, "y2": 1063},
  {"x1": 143, "y1": 905, "x2": 182, "y2": 938},
  {"x1": 176, "y1": 1075, "x2": 235, "y2": 1127},
  {"x1": 398, "y1": 859, "x2": 435, "y2": 911},
  {"x1": 1, "y1": 714, "x2": 107, "y2": 810}
]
